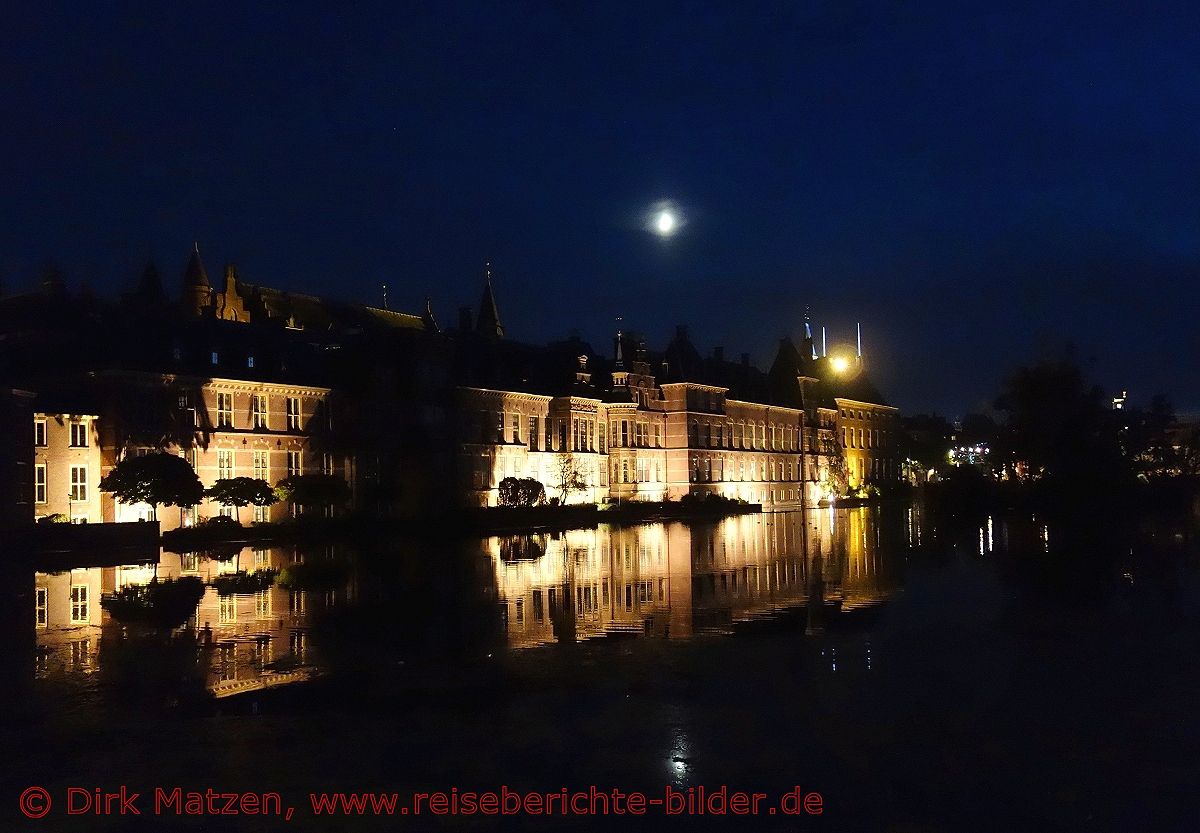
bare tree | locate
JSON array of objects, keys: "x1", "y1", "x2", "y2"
[{"x1": 552, "y1": 454, "x2": 589, "y2": 505}]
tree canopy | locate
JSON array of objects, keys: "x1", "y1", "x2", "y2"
[
  {"x1": 206, "y1": 477, "x2": 277, "y2": 524},
  {"x1": 100, "y1": 452, "x2": 204, "y2": 519},
  {"x1": 276, "y1": 473, "x2": 351, "y2": 511}
]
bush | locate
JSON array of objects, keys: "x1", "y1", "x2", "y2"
[
  {"x1": 498, "y1": 477, "x2": 546, "y2": 507},
  {"x1": 278, "y1": 560, "x2": 350, "y2": 591},
  {"x1": 37, "y1": 513, "x2": 69, "y2": 524}
]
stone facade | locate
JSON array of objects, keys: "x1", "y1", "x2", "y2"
[{"x1": 33, "y1": 412, "x2": 103, "y2": 523}]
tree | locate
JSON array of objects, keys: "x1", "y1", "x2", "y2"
[
  {"x1": 825, "y1": 442, "x2": 849, "y2": 497},
  {"x1": 552, "y1": 454, "x2": 589, "y2": 505},
  {"x1": 276, "y1": 473, "x2": 351, "y2": 516},
  {"x1": 992, "y1": 358, "x2": 1125, "y2": 485},
  {"x1": 100, "y1": 452, "x2": 204, "y2": 521},
  {"x1": 498, "y1": 477, "x2": 546, "y2": 507},
  {"x1": 205, "y1": 477, "x2": 277, "y2": 525}
]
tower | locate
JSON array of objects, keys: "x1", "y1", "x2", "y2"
[
  {"x1": 475, "y1": 261, "x2": 504, "y2": 339},
  {"x1": 182, "y1": 243, "x2": 211, "y2": 316}
]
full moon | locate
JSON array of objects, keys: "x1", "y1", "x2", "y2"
[
  {"x1": 645, "y1": 200, "x2": 684, "y2": 237},
  {"x1": 655, "y1": 210, "x2": 677, "y2": 235}
]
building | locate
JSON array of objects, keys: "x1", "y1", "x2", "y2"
[
  {"x1": 1, "y1": 248, "x2": 900, "y2": 518},
  {"x1": 33, "y1": 411, "x2": 102, "y2": 523}
]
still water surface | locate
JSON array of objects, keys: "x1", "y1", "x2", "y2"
[{"x1": 10, "y1": 504, "x2": 1200, "y2": 832}]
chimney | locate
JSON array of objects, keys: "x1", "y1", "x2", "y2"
[{"x1": 458, "y1": 306, "x2": 473, "y2": 331}]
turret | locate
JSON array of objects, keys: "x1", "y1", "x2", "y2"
[
  {"x1": 182, "y1": 243, "x2": 211, "y2": 316},
  {"x1": 475, "y1": 262, "x2": 504, "y2": 339}
]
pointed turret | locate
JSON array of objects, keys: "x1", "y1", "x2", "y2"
[
  {"x1": 475, "y1": 262, "x2": 504, "y2": 339},
  {"x1": 422, "y1": 297, "x2": 440, "y2": 332},
  {"x1": 135, "y1": 261, "x2": 165, "y2": 304},
  {"x1": 182, "y1": 243, "x2": 211, "y2": 316},
  {"x1": 803, "y1": 307, "x2": 816, "y2": 360},
  {"x1": 612, "y1": 328, "x2": 629, "y2": 388}
]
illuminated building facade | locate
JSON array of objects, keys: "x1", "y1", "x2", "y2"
[
  {"x1": 33, "y1": 411, "x2": 103, "y2": 523},
  {"x1": 2, "y1": 248, "x2": 900, "y2": 518}
]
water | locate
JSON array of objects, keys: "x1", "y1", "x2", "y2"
[{"x1": 6, "y1": 505, "x2": 1200, "y2": 831}]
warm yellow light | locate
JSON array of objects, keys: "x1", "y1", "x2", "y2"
[{"x1": 831, "y1": 356, "x2": 850, "y2": 373}]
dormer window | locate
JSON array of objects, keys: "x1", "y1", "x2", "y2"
[
  {"x1": 211, "y1": 351, "x2": 219, "y2": 366},
  {"x1": 247, "y1": 355, "x2": 255, "y2": 369}
]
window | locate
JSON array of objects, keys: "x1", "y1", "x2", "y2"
[
  {"x1": 287, "y1": 397, "x2": 301, "y2": 431},
  {"x1": 69, "y1": 421, "x2": 88, "y2": 447},
  {"x1": 496, "y1": 412, "x2": 505, "y2": 443},
  {"x1": 181, "y1": 553, "x2": 200, "y2": 572},
  {"x1": 287, "y1": 450, "x2": 302, "y2": 477},
  {"x1": 34, "y1": 419, "x2": 47, "y2": 447},
  {"x1": 219, "y1": 594, "x2": 236, "y2": 624},
  {"x1": 35, "y1": 587, "x2": 48, "y2": 627},
  {"x1": 252, "y1": 394, "x2": 268, "y2": 429},
  {"x1": 217, "y1": 393, "x2": 233, "y2": 427},
  {"x1": 253, "y1": 450, "x2": 269, "y2": 481},
  {"x1": 70, "y1": 584, "x2": 89, "y2": 623},
  {"x1": 211, "y1": 351, "x2": 220, "y2": 365},
  {"x1": 528, "y1": 416, "x2": 538, "y2": 450},
  {"x1": 219, "y1": 504, "x2": 236, "y2": 519},
  {"x1": 247, "y1": 355, "x2": 255, "y2": 369},
  {"x1": 69, "y1": 466, "x2": 87, "y2": 502},
  {"x1": 322, "y1": 453, "x2": 334, "y2": 475},
  {"x1": 212, "y1": 449, "x2": 232, "y2": 480},
  {"x1": 511, "y1": 413, "x2": 520, "y2": 443},
  {"x1": 256, "y1": 590, "x2": 271, "y2": 618},
  {"x1": 34, "y1": 464, "x2": 47, "y2": 504}
]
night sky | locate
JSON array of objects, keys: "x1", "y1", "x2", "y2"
[{"x1": 3, "y1": 2, "x2": 1198, "y2": 416}]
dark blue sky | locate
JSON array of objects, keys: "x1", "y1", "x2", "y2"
[{"x1": 3, "y1": 1, "x2": 1198, "y2": 416}]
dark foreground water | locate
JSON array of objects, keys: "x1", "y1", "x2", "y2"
[{"x1": 3, "y1": 505, "x2": 1199, "y2": 832}]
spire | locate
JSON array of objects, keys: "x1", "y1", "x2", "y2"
[
  {"x1": 421, "y1": 296, "x2": 439, "y2": 332},
  {"x1": 803, "y1": 306, "x2": 816, "y2": 360},
  {"x1": 184, "y1": 244, "x2": 209, "y2": 288},
  {"x1": 182, "y1": 244, "x2": 211, "y2": 316},
  {"x1": 475, "y1": 260, "x2": 504, "y2": 339},
  {"x1": 134, "y1": 260, "x2": 165, "y2": 303}
]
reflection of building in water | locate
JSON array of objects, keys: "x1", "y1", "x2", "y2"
[
  {"x1": 490, "y1": 509, "x2": 900, "y2": 648},
  {"x1": 32, "y1": 544, "x2": 353, "y2": 696}
]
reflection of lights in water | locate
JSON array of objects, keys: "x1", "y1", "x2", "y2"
[
  {"x1": 978, "y1": 527, "x2": 985, "y2": 556},
  {"x1": 865, "y1": 641, "x2": 872, "y2": 672},
  {"x1": 1041, "y1": 525, "x2": 1050, "y2": 551},
  {"x1": 667, "y1": 727, "x2": 691, "y2": 783},
  {"x1": 987, "y1": 517, "x2": 994, "y2": 552}
]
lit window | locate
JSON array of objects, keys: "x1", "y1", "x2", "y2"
[
  {"x1": 253, "y1": 450, "x2": 268, "y2": 480},
  {"x1": 69, "y1": 466, "x2": 87, "y2": 502},
  {"x1": 217, "y1": 393, "x2": 233, "y2": 428},
  {"x1": 252, "y1": 394, "x2": 268, "y2": 429},
  {"x1": 211, "y1": 351, "x2": 219, "y2": 365},
  {"x1": 217, "y1": 449, "x2": 234, "y2": 480},
  {"x1": 70, "y1": 421, "x2": 88, "y2": 447},
  {"x1": 219, "y1": 594, "x2": 236, "y2": 624},
  {"x1": 287, "y1": 450, "x2": 302, "y2": 477},
  {"x1": 34, "y1": 419, "x2": 47, "y2": 447},
  {"x1": 34, "y1": 464, "x2": 47, "y2": 504},
  {"x1": 247, "y1": 355, "x2": 255, "y2": 369},
  {"x1": 70, "y1": 584, "x2": 89, "y2": 623},
  {"x1": 286, "y1": 397, "x2": 301, "y2": 431},
  {"x1": 35, "y1": 587, "x2": 48, "y2": 627}
]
